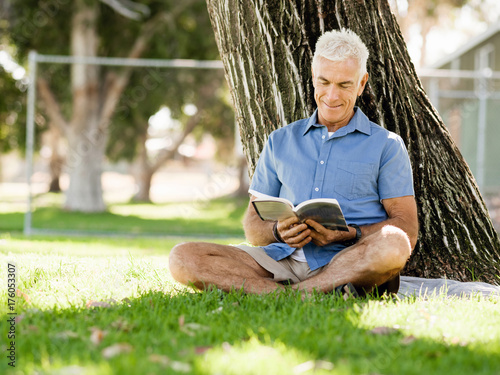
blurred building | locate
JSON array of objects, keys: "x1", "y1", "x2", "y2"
[{"x1": 420, "y1": 20, "x2": 500, "y2": 194}]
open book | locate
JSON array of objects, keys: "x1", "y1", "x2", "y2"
[{"x1": 252, "y1": 197, "x2": 348, "y2": 231}]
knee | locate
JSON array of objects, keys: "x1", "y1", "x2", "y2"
[
  {"x1": 363, "y1": 225, "x2": 411, "y2": 271},
  {"x1": 379, "y1": 225, "x2": 412, "y2": 267},
  {"x1": 168, "y1": 242, "x2": 195, "y2": 285}
]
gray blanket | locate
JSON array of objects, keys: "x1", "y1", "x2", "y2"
[{"x1": 398, "y1": 276, "x2": 500, "y2": 298}]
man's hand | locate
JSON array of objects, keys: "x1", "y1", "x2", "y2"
[
  {"x1": 276, "y1": 217, "x2": 312, "y2": 248},
  {"x1": 305, "y1": 220, "x2": 355, "y2": 247}
]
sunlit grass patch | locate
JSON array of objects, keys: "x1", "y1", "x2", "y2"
[
  {"x1": 358, "y1": 295, "x2": 500, "y2": 347},
  {"x1": 196, "y1": 336, "x2": 335, "y2": 375},
  {"x1": 0, "y1": 253, "x2": 170, "y2": 311}
]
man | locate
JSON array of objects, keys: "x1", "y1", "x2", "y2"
[{"x1": 169, "y1": 29, "x2": 419, "y2": 296}]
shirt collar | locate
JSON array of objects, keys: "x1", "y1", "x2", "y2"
[{"x1": 302, "y1": 107, "x2": 372, "y2": 136}]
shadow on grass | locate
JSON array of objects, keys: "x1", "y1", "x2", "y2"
[{"x1": 6, "y1": 290, "x2": 499, "y2": 375}]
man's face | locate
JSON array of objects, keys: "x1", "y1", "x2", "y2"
[{"x1": 312, "y1": 57, "x2": 368, "y2": 130}]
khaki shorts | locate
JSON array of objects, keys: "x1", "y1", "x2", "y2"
[
  {"x1": 235, "y1": 244, "x2": 326, "y2": 284},
  {"x1": 235, "y1": 244, "x2": 400, "y2": 294}
]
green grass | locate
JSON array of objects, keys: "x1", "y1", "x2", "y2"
[
  {"x1": 0, "y1": 194, "x2": 499, "y2": 374},
  {"x1": 0, "y1": 193, "x2": 247, "y2": 236},
  {"x1": 1, "y1": 237, "x2": 499, "y2": 375}
]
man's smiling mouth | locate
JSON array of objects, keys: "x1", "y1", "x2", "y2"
[{"x1": 324, "y1": 102, "x2": 342, "y2": 109}]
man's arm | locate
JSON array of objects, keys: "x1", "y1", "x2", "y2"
[
  {"x1": 364, "y1": 195, "x2": 419, "y2": 249},
  {"x1": 307, "y1": 195, "x2": 419, "y2": 249},
  {"x1": 243, "y1": 196, "x2": 275, "y2": 246},
  {"x1": 243, "y1": 195, "x2": 312, "y2": 248}
]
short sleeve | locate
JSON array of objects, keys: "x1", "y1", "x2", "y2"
[
  {"x1": 378, "y1": 135, "x2": 415, "y2": 200},
  {"x1": 249, "y1": 133, "x2": 282, "y2": 197}
]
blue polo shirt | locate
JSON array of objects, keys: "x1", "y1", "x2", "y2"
[{"x1": 249, "y1": 107, "x2": 414, "y2": 270}]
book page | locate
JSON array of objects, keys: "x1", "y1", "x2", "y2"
[
  {"x1": 294, "y1": 198, "x2": 339, "y2": 211},
  {"x1": 252, "y1": 199, "x2": 296, "y2": 221},
  {"x1": 295, "y1": 199, "x2": 348, "y2": 231}
]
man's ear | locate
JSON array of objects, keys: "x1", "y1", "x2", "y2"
[{"x1": 358, "y1": 73, "x2": 369, "y2": 96}]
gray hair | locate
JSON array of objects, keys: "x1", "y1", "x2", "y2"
[{"x1": 312, "y1": 29, "x2": 369, "y2": 76}]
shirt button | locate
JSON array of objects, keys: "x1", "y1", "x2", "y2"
[
  {"x1": 315, "y1": 187, "x2": 319, "y2": 192},
  {"x1": 322, "y1": 135, "x2": 326, "y2": 139},
  {"x1": 320, "y1": 160, "x2": 324, "y2": 164}
]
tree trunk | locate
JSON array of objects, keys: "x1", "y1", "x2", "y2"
[
  {"x1": 64, "y1": 0, "x2": 106, "y2": 212},
  {"x1": 206, "y1": 0, "x2": 500, "y2": 283},
  {"x1": 64, "y1": 121, "x2": 106, "y2": 211},
  {"x1": 133, "y1": 133, "x2": 153, "y2": 203},
  {"x1": 49, "y1": 177, "x2": 61, "y2": 193},
  {"x1": 47, "y1": 125, "x2": 64, "y2": 193},
  {"x1": 53, "y1": 0, "x2": 164, "y2": 211},
  {"x1": 133, "y1": 168, "x2": 153, "y2": 202},
  {"x1": 236, "y1": 155, "x2": 249, "y2": 197}
]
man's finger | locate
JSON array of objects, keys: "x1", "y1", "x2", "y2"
[
  {"x1": 294, "y1": 236, "x2": 312, "y2": 248},
  {"x1": 284, "y1": 227, "x2": 311, "y2": 244},
  {"x1": 287, "y1": 223, "x2": 309, "y2": 236},
  {"x1": 287, "y1": 234, "x2": 312, "y2": 248},
  {"x1": 278, "y1": 221, "x2": 307, "y2": 237},
  {"x1": 305, "y1": 219, "x2": 327, "y2": 233},
  {"x1": 280, "y1": 216, "x2": 300, "y2": 227}
]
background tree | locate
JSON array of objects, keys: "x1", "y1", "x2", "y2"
[
  {"x1": 35, "y1": 62, "x2": 72, "y2": 193},
  {"x1": 106, "y1": 67, "x2": 233, "y2": 202},
  {"x1": 0, "y1": 63, "x2": 28, "y2": 181},
  {"x1": 205, "y1": 0, "x2": 500, "y2": 283},
  {"x1": 7, "y1": 0, "x2": 217, "y2": 212},
  {"x1": 103, "y1": 0, "x2": 233, "y2": 203}
]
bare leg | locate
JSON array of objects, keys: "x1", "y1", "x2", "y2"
[
  {"x1": 293, "y1": 225, "x2": 412, "y2": 294},
  {"x1": 168, "y1": 242, "x2": 285, "y2": 294}
]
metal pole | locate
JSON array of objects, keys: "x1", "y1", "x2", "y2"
[
  {"x1": 476, "y1": 83, "x2": 487, "y2": 192},
  {"x1": 34, "y1": 54, "x2": 224, "y2": 69},
  {"x1": 23, "y1": 51, "x2": 37, "y2": 236},
  {"x1": 475, "y1": 65, "x2": 492, "y2": 192}
]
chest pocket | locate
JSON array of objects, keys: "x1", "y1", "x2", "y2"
[{"x1": 333, "y1": 161, "x2": 376, "y2": 200}]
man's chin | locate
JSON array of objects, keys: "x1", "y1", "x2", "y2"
[{"x1": 321, "y1": 109, "x2": 344, "y2": 121}]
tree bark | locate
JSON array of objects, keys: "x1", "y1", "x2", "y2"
[{"x1": 206, "y1": 0, "x2": 500, "y2": 283}]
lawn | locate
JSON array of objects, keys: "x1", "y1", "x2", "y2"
[
  {"x1": 0, "y1": 192, "x2": 248, "y2": 236},
  {"x1": 0, "y1": 194, "x2": 499, "y2": 374}
]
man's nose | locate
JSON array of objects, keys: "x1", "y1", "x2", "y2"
[{"x1": 326, "y1": 85, "x2": 339, "y2": 101}]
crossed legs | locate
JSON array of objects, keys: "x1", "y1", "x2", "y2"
[
  {"x1": 168, "y1": 225, "x2": 411, "y2": 294},
  {"x1": 292, "y1": 225, "x2": 411, "y2": 294},
  {"x1": 168, "y1": 241, "x2": 283, "y2": 293}
]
